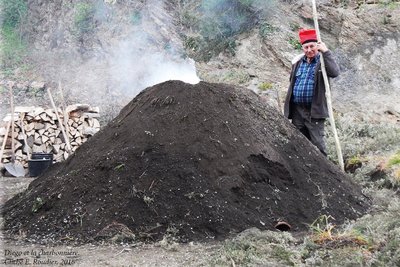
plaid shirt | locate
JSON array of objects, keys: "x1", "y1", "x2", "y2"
[{"x1": 292, "y1": 54, "x2": 320, "y2": 104}]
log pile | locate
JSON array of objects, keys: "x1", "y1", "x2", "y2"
[{"x1": 0, "y1": 104, "x2": 100, "y2": 170}]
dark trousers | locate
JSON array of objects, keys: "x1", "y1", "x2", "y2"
[{"x1": 291, "y1": 104, "x2": 327, "y2": 156}]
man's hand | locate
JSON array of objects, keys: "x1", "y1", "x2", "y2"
[{"x1": 317, "y1": 41, "x2": 328, "y2": 53}]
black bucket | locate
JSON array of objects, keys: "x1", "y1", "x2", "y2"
[
  {"x1": 28, "y1": 153, "x2": 53, "y2": 177},
  {"x1": 31, "y1": 153, "x2": 53, "y2": 161}
]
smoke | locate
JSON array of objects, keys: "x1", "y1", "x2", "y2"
[
  {"x1": 107, "y1": 0, "x2": 199, "y2": 98},
  {"x1": 109, "y1": 31, "x2": 199, "y2": 98}
]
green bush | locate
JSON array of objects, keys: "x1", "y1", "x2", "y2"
[
  {"x1": 181, "y1": 0, "x2": 266, "y2": 61},
  {"x1": 0, "y1": 0, "x2": 28, "y2": 72},
  {"x1": 259, "y1": 22, "x2": 277, "y2": 39},
  {"x1": 288, "y1": 37, "x2": 302, "y2": 50},
  {"x1": 0, "y1": 0, "x2": 27, "y2": 28},
  {"x1": 258, "y1": 82, "x2": 273, "y2": 91},
  {"x1": 73, "y1": 2, "x2": 96, "y2": 36},
  {"x1": 387, "y1": 152, "x2": 400, "y2": 168},
  {"x1": 0, "y1": 26, "x2": 27, "y2": 69}
]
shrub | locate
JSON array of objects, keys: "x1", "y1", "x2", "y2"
[
  {"x1": 0, "y1": 0, "x2": 27, "y2": 28},
  {"x1": 288, "y1": 37, "x2": 302, "y2": 50},
  {"x1": 258, "y1": 82, "x2": 273, "y2": 91},
  {"x1": 0, "y1": 0, "x2": 28, "y2": 72},
  {"x1": 180, "y1": 0, "x2": 273, "y2": 61},
  {"x1": 0, "y1": 26, "x2": 27, "y2": 70},
  {"x1": 387, "y1": 151, "x2": 400, "y2": 168},
  {"x1": 73, "y1": 2, "x2": 96, "y2": 36},
  {"x1": 259, "y1": 22, "x2": 277, "y2": 39}
]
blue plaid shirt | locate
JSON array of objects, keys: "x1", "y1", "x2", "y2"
[{"x1": 292, "y1": 54, "x2": 320, "y2": 104}]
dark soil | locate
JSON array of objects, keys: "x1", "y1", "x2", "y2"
[{"x1": 1, "y1": 81, "x2": 369, "y2": 243}]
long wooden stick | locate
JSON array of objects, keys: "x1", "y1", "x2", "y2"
[
  {"x1": 47, "y1": 87, "x2": 72, "y2": 152},
  {"x1": 311, "y1": 0, "x2": 344, "y2": 171},
  {"x1": 9, "y1": 83, "x2": 16, "y2": 163},
  {"x1": 58, "y1": 81, "x2": 71, "y2": 146},
  {"x1": 0, "y1": 120, "x2": 12, "y2": 166}
]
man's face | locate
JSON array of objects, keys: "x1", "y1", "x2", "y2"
[{"x1": 302, "y1": 42, "x2": 318, "y2": 60}]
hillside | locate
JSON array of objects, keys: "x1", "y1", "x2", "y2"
[{"x1": 1, "y1": 0, "x2": 400, "y2": 266}]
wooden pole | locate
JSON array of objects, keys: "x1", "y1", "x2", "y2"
[
  {"x1": 311, "y1": 0, "x2": 344, "y2": 171},
  {"x1": 47, "y1": 87, "x2": 72, "y2": 153},
  {"x1": 0, "y1": 120, "x2": 12, "y2": 166},
  {"x1": 9, "y1": 83, "x2": 16, "y2": 162},
  {"x1": 58, "y1": 81, "x2": 71, "y2": 146}
]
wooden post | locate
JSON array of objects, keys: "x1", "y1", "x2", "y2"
[
  {"x1": 311, "y1": 0, "x2": 344, "y2": 171},
  {"x1": 58, "y1": 81, "x2": 71, "y2": 146},
  {"x1": 9, "y1": 83, "x2": 16, "y2": 162},
  {"x1": 0, "y1": 120, "x2": 12, "y2": 166},
  {"x1": 47, "y1": 88, "x2": 72, "y2": 152}
]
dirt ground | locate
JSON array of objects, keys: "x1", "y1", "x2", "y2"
[{"x1": 0, "y1": 177, "x2": 219, "y2": 267}]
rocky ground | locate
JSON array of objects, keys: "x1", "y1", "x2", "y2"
[{"x1": 1, "y1": 0, "x2": 400, "y2": 266}]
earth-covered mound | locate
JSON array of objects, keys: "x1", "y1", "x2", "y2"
[{"x1": 2, "y1": 81, "x2": 369, "y2": 243}]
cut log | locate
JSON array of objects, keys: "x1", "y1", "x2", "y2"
[
  {"x1": 75, "y1": 136, "x2": 82, "y2": 145},
  {"x1": 66, "y1": 104, "x2": 90, "y2": 114},
  {"x1": 32, "y1": 144, "x2": 46, "y2": 153},
  {"x1": 15, "y1": 141, "x2": 23, "y2": 150},
  {"x1": 2, "y1": 113, "x2": 19, "y2": 122},
  {"x1": 25, "y1": 123, "x2": 35, "y2": 132},
  {"x1": 25, "y1": 115, "x2": 34, "y2": 121},
  {"x1": 23, "y1": 144, "x2": 31, "y2": 155},
  {"x1": 34, "y1": 138, "x2": 43, "y2": 145},
  {"x1": 54, "y1": 153, "x2": 63, "y2": 162},
  {"x1": 35, "y1": 123, "x2": 45, "y2": 130},
  {"x1": 40, "y1": 113, "x2": 52, "y2": 122},
  {"x1": 2, "y1": 149, "x2": 12, "y2": 158},
  {"x1": 0, "y1": 127, "x2": 7, "y2": 136},
  {"x1": 93, "y1": 118, "x2": 100, "y2": 129},
  {"x1": 47, "y1": 127, "x2": 55, "y2": 134},
  {"x1": 45, "y1": 109, "x2": 57, "y2": 120},
  {"x1": 27, "y1": 136, "x2": 34, "y2": 147},
  {"x1": 15, "y1": 149, "x2": 23, "y2": 158},
  {"x1": 17, "y1": 132, "x2": 25, "y2": 141},
  {"x1": 33, "y1": 107, "x2": 45, "y2": 117},
  {"x1": 88, "y1": 106, "x2": 100, "y2": 113},
  {"x1": 55, "y1": 137, "x2": 63, "y2": 145},
  {"x1": 69, "y1": 128, "x2": 77, "y2": 137},
  {"x1": 46, "y1": 146, "x2": 53, "y2": 153},
  {"x1": 15, "y1": 106, "x2": 35, "y2": 113},
  {"x1": 42, "y1": 135, "x2": 49, "y2": 144},
  {"x1": 83, "y1": 127, "x2": 99, "y2": 136},
  {"x1": 55, "y1": 130, "x2": 61, "y2": 138},
  {"x1": 52, "y1": 144, "x2": 61, "y2": 154},
  {"x1": 74, "y1": 131, "x2": 81, "y2": 138}
]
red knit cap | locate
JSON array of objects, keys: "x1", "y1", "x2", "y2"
[{"x1": 299, "y1": 29, "x2": 317, "y2": 45}]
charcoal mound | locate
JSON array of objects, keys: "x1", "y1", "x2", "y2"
[{"x1": 2, "y1": 81, "x2": 369, "y2": 243}]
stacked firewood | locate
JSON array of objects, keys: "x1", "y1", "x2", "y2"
[{"x1": 0, "y1": 104, "x2": 100, "y2": 169}]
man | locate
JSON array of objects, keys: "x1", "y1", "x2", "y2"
[{"x1": 284, "y1": 29, "x2": 340, "y2": 156}]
